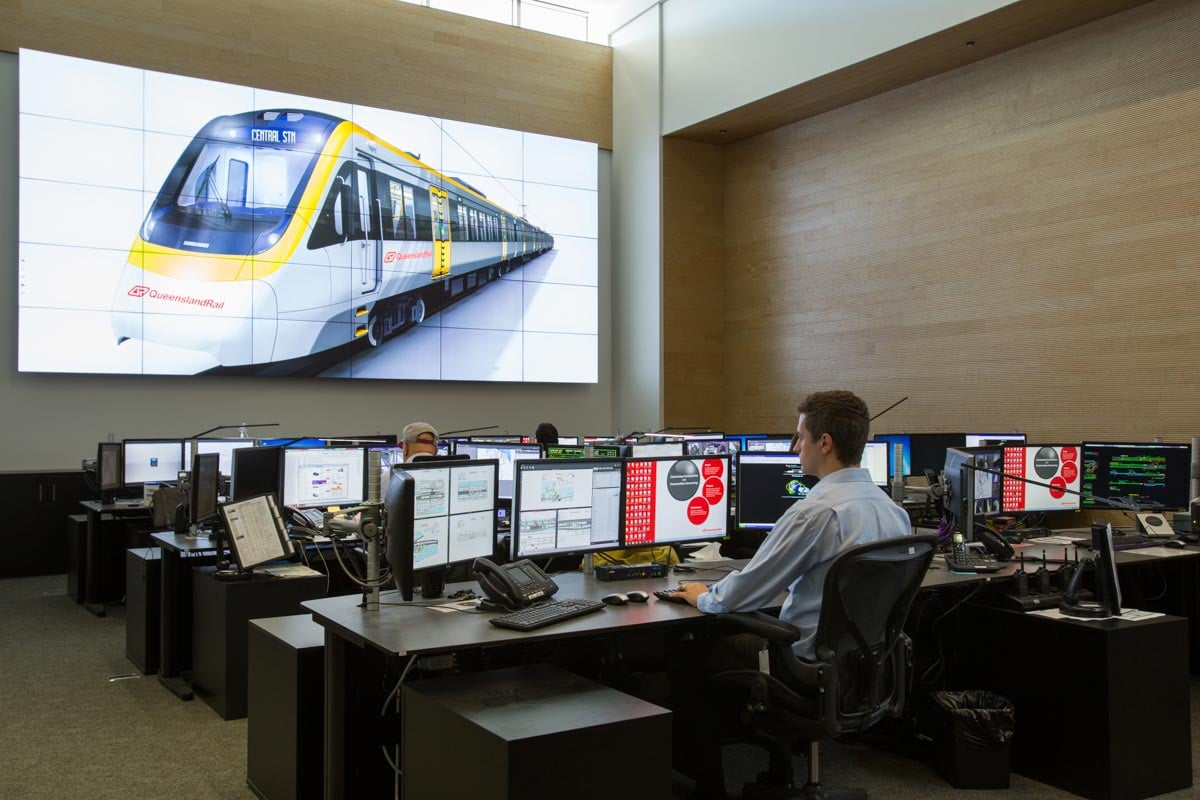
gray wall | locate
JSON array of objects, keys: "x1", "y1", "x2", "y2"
[{"x1": 0, "y1": 51, "x2": 615, "y2": 471}]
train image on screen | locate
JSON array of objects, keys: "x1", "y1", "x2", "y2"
[{"x1": 111, "y1": 109, "x2": 554, "y2": 371}]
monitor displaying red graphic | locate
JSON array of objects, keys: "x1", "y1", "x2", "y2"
[
  {"x1": 1002, "y1": 445, "x2": 1081, "y2": 513},
  {"x1": 623, "y1": 455, "x2": 730, "y2": 547}
]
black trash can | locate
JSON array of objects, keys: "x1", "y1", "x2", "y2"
[{"x1": 932, "y1": 690, "x2": 1014, "y2": 789}]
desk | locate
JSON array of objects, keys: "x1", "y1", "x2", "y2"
[
  {"x1": 78, "y1": 500, "x2": 151, "y2": 617},
  {"x1": 151, "y1": 531, "x2": 219, "y2": 700}
]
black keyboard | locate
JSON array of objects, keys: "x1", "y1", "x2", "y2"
[
  {"x1": 1070, "y1": 534, "x2": 1162, "y2": 551},
  {"x1": 943, "y1": 554, "x2": 1003, "y2": 573},
  {"x1": 489, "y1": 598, "x2": 606, "y2": 631}
]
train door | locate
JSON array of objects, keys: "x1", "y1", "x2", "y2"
[
  {"x1": 355, "y1": 161, "x2": 381, "y2": 295},
  {"x1": 500, "y1": 213, "x2": 508, "y2": 262},
  {"x1": 430, "y1": 186, "x2": 451, "y2": 280}
]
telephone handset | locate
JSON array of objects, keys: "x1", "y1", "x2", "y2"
[
  {"x1": 977, "y1": 529, "x2": 1015, "y2": 561},
  {"x1": 473, "y1": 557, "x2": 559, "y2": 610},
  {"x1": 287, "y1": 507, "x2": 325, "y2": 531}
]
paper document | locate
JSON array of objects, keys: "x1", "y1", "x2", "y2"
[
  {"x1": 222, "y1": 494, "x2": 289, "y2": 569},
  {"x1": 257, "y1": 564, "x2": 322, "y2": 578},
  {"x1": 1029, "y1": 607, "x2": 1164, "y2": 622}
]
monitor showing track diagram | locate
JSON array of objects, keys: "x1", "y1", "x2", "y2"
[{"x1": 511, "y1": 459, "x2": 624, "y2": 559}]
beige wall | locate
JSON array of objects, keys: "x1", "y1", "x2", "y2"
[{"x1": 665, "y1": 0, "x2": 1200, "y2": 441}]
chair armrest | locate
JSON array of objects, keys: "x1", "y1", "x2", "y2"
[{"x1": 718, "y1": 611, "x2": 802, "y2": 644}]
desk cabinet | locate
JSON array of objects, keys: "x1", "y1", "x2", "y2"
[
  {"x1": 191, "y1": 567, "x2": 326, "y2": 720},
  {"x1": 0, "y1": 471, "x2": 89, "y2": 578},
  {"x1": 959, "y1": 605, "x2": 1191, "y2": 800}
]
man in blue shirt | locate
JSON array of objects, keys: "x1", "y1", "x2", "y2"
[{"x1": 669, "y1": 390, "x2": 912, "y2": 798}]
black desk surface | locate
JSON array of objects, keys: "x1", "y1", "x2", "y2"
[
  {"x1": 151, "y1": 531, "x2": 218, "y2": 553},
  {"x1": 80, "y1": 500, "x2": 152, "y2": 514}
]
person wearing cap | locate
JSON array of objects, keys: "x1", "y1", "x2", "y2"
[{"x1": 401, "y1": 422, "x2": 439, "y2": 461}]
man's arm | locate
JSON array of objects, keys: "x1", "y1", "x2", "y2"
[{"x1": 671, "y1": 581, "x2": 710, "y2": 607}]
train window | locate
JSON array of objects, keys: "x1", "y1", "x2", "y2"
[
  {"x1": 308, "y1": 165, "x2": 365, "y2": 249},
  {"x1": 413, "y1": 190, "x2": 433, "y2": 241},
  {"x1": 402, "y1": 185, "x2": 416, "y2": 240},
  {"x1": 468, "y1": 208, "x2": 478, "y2": 241},
  {"x1": 227, "y1": 159, "x2": 249, "y2": 207},
  {"x1": 453, "y1": 203, "x2": 467, "y2": 240},
  {"x1": 379, "y1": 176, "x2": 418, "y2": 242}
]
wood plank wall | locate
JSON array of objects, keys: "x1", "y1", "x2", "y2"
[
  {"x1": 0, "y1": 0, "x2": 612, "y2": 148},
  {"x1": 665, "y1": 0, "x2": 1200, "y2": 443}
]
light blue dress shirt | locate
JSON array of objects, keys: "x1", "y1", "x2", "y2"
[{"x1": 697, "y1": 467, "x2": 912, "y2": 659}]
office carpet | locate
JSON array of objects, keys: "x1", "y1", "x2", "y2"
[{"x1": 1, "y1": 573, "x2": 1197, "y2": 799}]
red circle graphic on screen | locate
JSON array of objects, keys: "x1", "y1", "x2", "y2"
[
  {"x1": 702, "y1": 477, "x2": 725, "y2": 505},
  {"x1": 1060, "y1": 446, "x2": 1078, "y2": 462},
  {"x1": 701, "y1": 459, "x2": 724, "y2": 479},
  {"x1": 1061, "y1": 461, "x2": 1079, "y2": 484},
  {"x1": 1049, "y1": 476, "x2": 1067, "y2": 499},
  {"x1": 687, "y1": 497, "x2": 710, "y2": 525}
]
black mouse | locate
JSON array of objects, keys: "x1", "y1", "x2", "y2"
[
  {"x1": 1165, "y1": 539, "x2": 1187, "y2": 549},
  {"x1": 601, "y1": 592, "x2": 628, "y2": 606},
  {"x1": 625, "y1": 590, "x2": 649, "y2": 603}
]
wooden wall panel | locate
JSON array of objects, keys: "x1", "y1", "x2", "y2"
[
  {"x1": 669, "y1": 0, "x2": 1200, "y2": 442},
  {"x1": 0, "y1": 0, "x2": 612, "y2": 147},
  {"x1": 663, "y1": 138, "x2": 726, "y2": 430}
]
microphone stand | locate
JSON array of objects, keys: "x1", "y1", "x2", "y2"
[
  {"x1": 440, "y1": 425, "x2": 501, "y2": 437},
  {"x1": 870, "y1": 396, "x2": 908, "y2": 422}
]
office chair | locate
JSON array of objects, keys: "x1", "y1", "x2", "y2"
[{"x1": 715, "y1": 533, "x2": 936, "y2": 799}]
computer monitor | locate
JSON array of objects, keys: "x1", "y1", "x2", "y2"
[
  {"x1": 685, "y1": 438, "x2": 731, "y2": 456},
  {"x1": 876, "y1": 433, "x2": 966, "y2": 477},
  {"x1": 453, "y1": 442, "x2": 543, "y2": 499},
  {"x1": 97, "y1": 442, "x2": 122, "y2": 502},
  {"x1": 586, "y1": 444, "x2": 625, "y2": 458},
  {"x1": 385, "y1": 459, "x2": 499, "y2": 601},
  {"x1": 281, "y1": 446, "x2": 367, "y2": 509},
  {"x1": 623, "y1": 454, "x2": 731, "y2": 547},
  {"x1": 735, "y1": 452, "x2": 814, "y2": 529},
  {"x1": 942, "y1": 447, "x2": 1003, "y2": 539},
  {"x1": 195, "y1": 438, "x2": 256, "y2": 477},
  {"x1": 1080, "y1": 442, "x2": 1191, "y2": 510},
  {"x1": 468, "y1": 435, "x2": 524, "y2": 443},
  {"x1": 122, "y1": 439, "x2": 185, "y2": 486},
  {"x1": 232, "y1": 445, "x2": 282, "y2": 502},
  {"x1": 1002, "y1": 445, "x2": 1081, "y2": 512},
  {"x1": 256, "y1": 437, "x2": 327, "y2": 447},
  {"x1": 861, "y1": 441, "x2": 889, "y2": 487},
  {"x1": 544, "y1": 445, "x2": 587, "y2": 460},
  {"x1": 745, "y1": 437, "x2": 793, "y2": 453},
  {"x1": 189, "y1": 452, "x2": 221, "y2": 526},
  {"x1": 511, "y1": 458, "x2": 624, "y2": 559},
  {"x1": 966, "y1": 433, "x2": 1026, "y2": 447},
  {"x1": 558, "y1": 435, "x2": 580, "y2": 445},
  {"x1": 630, "y1": 441, "x2": 686, "y2": 458}
]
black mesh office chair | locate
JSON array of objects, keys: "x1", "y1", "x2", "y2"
[{"x1": 716, "y1": 533, "x2": 936, "y2": 799}]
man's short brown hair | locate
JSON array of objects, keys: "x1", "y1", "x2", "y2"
[{"x1": 796, "y1": 390, "x2": 870, "y2": 465}]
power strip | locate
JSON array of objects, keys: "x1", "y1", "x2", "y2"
[{"x1": 594, "y1": 562, "x2": 669, "y2": 581}]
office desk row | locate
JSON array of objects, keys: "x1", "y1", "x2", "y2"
[{"x1": 303, "y1": 546, "x2": 1198, "y2": 800}]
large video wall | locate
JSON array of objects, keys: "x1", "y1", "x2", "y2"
[{"x1": 18, "y1": 49, "x2": 598, "y2": 382}]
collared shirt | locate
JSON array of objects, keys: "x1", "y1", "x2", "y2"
[{"x1": 697, "y1": 467, "x2": 912, "y2": 659}]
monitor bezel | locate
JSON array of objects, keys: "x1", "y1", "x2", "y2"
[
  {"x1": 1000, "y1": 443, "x2": 1082, "y2": 513},
  {"x1": 121, "y1": 438, "x2": 185, "y2": 487},
  {"x1": 280, "y1": 445, "x2": 368, "y2": 510},
  {"x1": 734, "y1": 450, "x2": 811, "y2": 531},
  {"x1": 1079, "y1": 441, "x2": 1192, "y2": 510},
  {"x1": 623, "y1": 453, "x2": 732, "y2": 547},
  {"x1": 510, "y1": 457, "x2": 626, "y2": 560}
]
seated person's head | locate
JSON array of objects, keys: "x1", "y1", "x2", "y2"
[
  {"x1": 793, "y1": 390, "x2": 869, "y2": 479},
  {"x1": 534, "y1": 422, "x2": 559, "y2": 445},
  {"x1": 401, "y1": 422, "x2": 439, "y2": 461}
]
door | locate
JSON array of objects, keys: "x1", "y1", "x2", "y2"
[
  {"x1": 430, "y1": 186, "x2": 451, "y2": 280},
  {"x1": 355, "y1": 163, "x2": 381, "y2": 294}
]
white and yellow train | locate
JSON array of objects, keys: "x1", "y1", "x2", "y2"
[{"x1": 112, "y1": 109, "x2": 553, "y2": 369}]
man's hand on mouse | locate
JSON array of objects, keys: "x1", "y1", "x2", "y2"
[{"x1": 670, "y1": 581, "x2": 708, "y2": 607}]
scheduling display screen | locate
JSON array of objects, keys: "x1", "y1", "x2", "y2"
[
  {"x1": 1080, "y1": 442, "x2": 1191, "y2": 510},
  {"x1": 735, "y1": 452, "x2": 811, "y2": 530},
  {"x1": 624, "y1": 455, "x2": 730, "y2": 545},
  {"x1": 1002, "y1": 445, "x2": 1081, "y2": 512},
  {"x1": 453, "y1": 442, "x2": 543, "y2": 499},
  {"x1": 512, "y1": 459, "x2": 623, "y2": 558},
  {"x1": 862, "y1": 441, "x2": 888, "y2": 486},
  {"x1": 281, "y1": 447, "x2": 366, "y2": 509},
  {"x1": 407, "y1": 462, "x2": 496, "y2": 570}
]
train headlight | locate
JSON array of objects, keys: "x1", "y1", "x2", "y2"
[{"x1": 142, "y1": 217, "x2": 156, "y2": 240}]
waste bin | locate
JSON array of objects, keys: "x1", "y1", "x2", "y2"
[{"x1": 932, "y1": 690, "x2": 1014, "y2": 789}]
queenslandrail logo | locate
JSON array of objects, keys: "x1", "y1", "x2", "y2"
[
  {"x1": 127, "y1": 285, "x2": 225, "y2": 310},
  {"x1": 383, "y1": 250, "x2": 433, "y2": 263}
]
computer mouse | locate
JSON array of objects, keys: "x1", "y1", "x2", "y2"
[
  {"x1": 600, "y1": 592, "x2": 628, "y2": 606},
  {"x1": 1165, "y1": 539, "x2": 1187, "y2": 549},
  {"x1": 625, "y1": 590, "x2": 649, "y2": 603}
]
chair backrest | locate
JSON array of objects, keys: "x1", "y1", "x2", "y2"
[{"x1": 812, "y1": 533, "x2": 936, "y2": 730}]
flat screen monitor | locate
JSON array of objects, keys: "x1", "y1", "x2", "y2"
[
  {"x1": 385, "y1": 459, "x2": 499, "y2": 599},
  {"x1": 1002, "y1": 445, "x2": 1081, "y2": 512},
  {"x1": 232, "y1": 445, "x2": 282, "y2": 502},
  {"x1": 685, "y1": 438, "x2": 731, "y2": 456},
  {"x1": 257, "y1": 437, "x2": 328, "y2": 448},
  {"x1": 122, "y1": 439, "x2": 184, "y2": 486},
  {"x1": 281, "y1": 446, "x2": 367, "y2": 509},
  {"x1": 630, "y1": 442, "x2": 686, "y2": 458},
  {"x1": 544, "y1": 445, "x2": 587, "y2": 460},
  {"x1": 624, "y1": 455, "x2": 730, "y2": 546},
  {"x1": 745, "y1": 437, "x2": 793, "y2": 453},
  {"x1": 558, "y1": 436, "x2": 580, "y2": 445},
  {"x1": 511, "y1": 458, "x2": 624, "y2": 559},
  {"x1": 586, "y1": 444, "x2": 624, "y2": 458},
  {"x1": 876, "y1": 433, "x2": 966, "y2": 477},
  {"x1": 942, "y1": 447, "x2": 1003, "y2": 539},
  {"x1": 468, "y1": 435, "x2": 524, "y2": 443},
  {"x1": 966, "y1": 433, "x2": 1026, "y2": 447},
  {"x1": 195, "y1": 438, "x2": 257, "y2": 477},
  {"x1": 1080, "y1": 442, "x2": 1191, "y2": 510},
  {"x1": 735, "y1": 452, "x2": 813, "y2": 530},
  {"x1": 190, "y1": 452, "x2": 221, "y2": 525},
  {"x1": 97, "y1": 442, "x2": 122, "y2": 501},
  {"x1": 453, "y1": 442, "x2": 544, "y2": 499},
  {"x1": 861, "y1": 441, "x2": 889, "y2": 486}
]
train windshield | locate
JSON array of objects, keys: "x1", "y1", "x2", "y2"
[{"x1": 141, "y1": 139, "x2": 320, "y2": 256}]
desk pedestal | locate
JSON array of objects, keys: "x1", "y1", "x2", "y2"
[
  {"x1": 959, "y1": 605, "x2": 1191, "y2": 800},
  {"x1": 403, "y1": 664, "x2": 671, "y2": 800}
]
